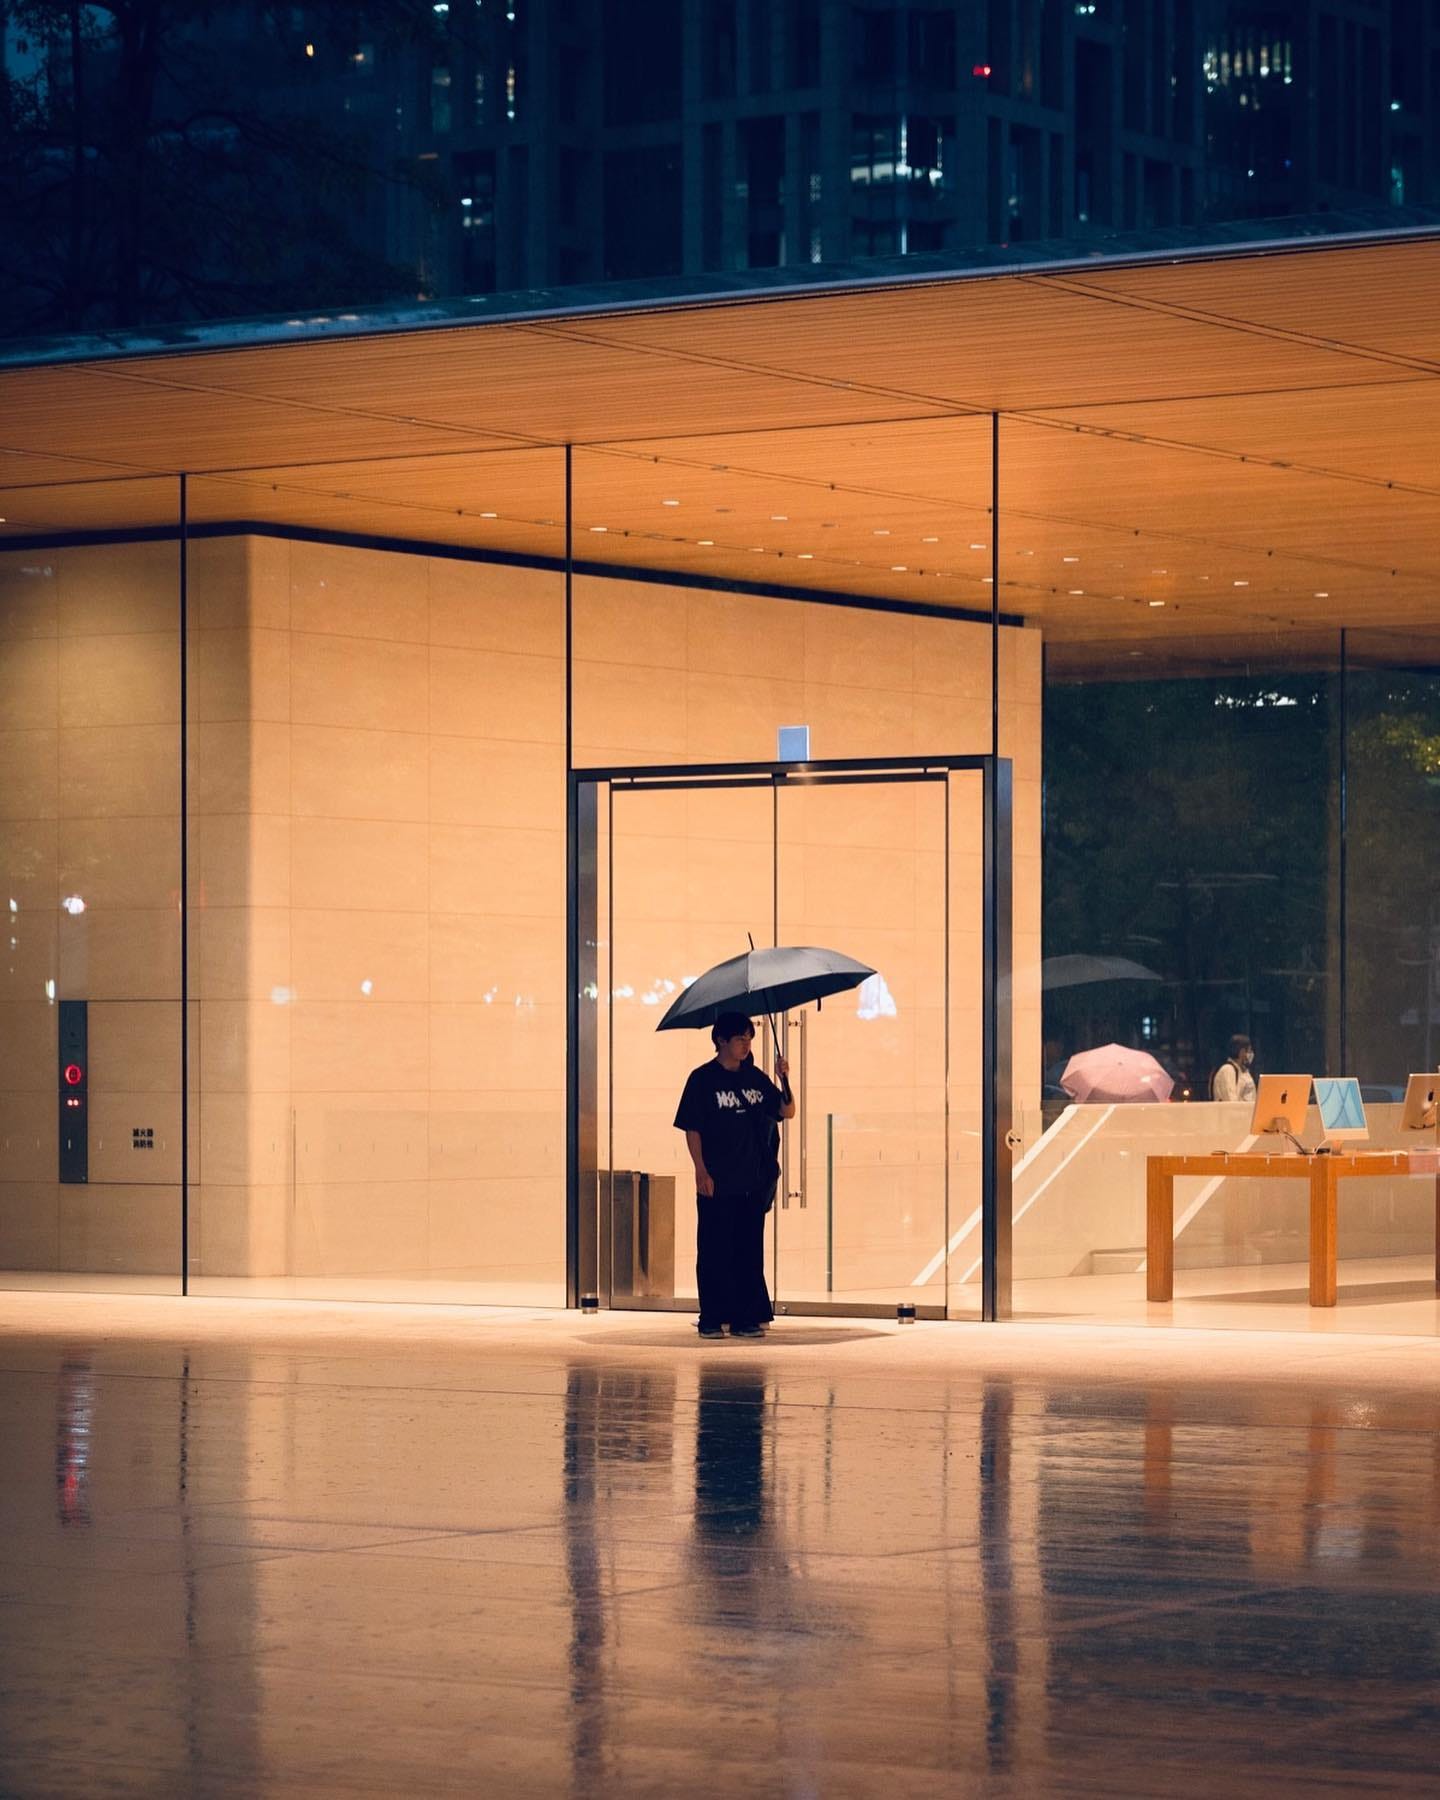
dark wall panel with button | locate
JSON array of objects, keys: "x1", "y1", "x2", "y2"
[{"x1": 58, "y1": 999, "x2": 88, "y2": 1184}]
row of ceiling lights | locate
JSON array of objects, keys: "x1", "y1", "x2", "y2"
[
  {"x1": 585, "y1": 513, "x2": 1341, "y2": 601},
  {"x1": 519, "y1": 498, "x2": 1346, "y2": 605}
]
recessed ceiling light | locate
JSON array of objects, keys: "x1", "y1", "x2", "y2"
[
  {"x1": 662, "y1": 498, "x2": 680, "y2": 507},
  {"x1": 891, "y1": 564, "x2": 907, "y2": 572},
  {"x1": 696, "y1": 538, "x2": 714, "y2": 546},
  {"x1": 1314, "y1": 590, "x2": 1329, "y2": 598},
  {"x1": 1233, "y1": 580, "x2": 1249, "y2": 587},
  {"x1": 797, "y1": 553, "x2": 813, "y2": 560},
  {"x1": 1149, "y1": 599, "x2": 1165, "y2": 608},
  {"x1": 1068, "y1": 588, "x2": 1085, "y2": 595},
  {"x1": 922, "y1": 536, "x2": 939, "y2": 543},
  {"x1": 480, "y1": 510, "x2": 497, "y2": 518},
  {"x1": 1151, "y1": 568, "x2": 1168, "y2": 575},
  {"x1": 970, "y1": 542, "x2": 986, "y2": 551},
  {"x1": 874, "y1": 529, "x2": 890, "y2": 536},
  {"x1": 1062, "y1": 556, "x2": 1079, "y2": 563},
  {"x1": 749, "y1": 546, "x2": 765, "y2": 552},
  {"x1": 771, "y1": 514, "x2": 788, "y2": 522},
  {"x1": 589, "y1": 525, "x2": 607, "y2": 533}
]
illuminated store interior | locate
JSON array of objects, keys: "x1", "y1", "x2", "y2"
[{"x1": 2, "y1": 231, "x2": 1437, "y2": 1330}]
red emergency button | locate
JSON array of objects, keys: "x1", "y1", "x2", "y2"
[{"x1": 63, "y1": 1063, "x2": 83, "y2": 1086}]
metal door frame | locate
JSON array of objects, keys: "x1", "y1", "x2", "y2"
[{"x1": 566, "y1": 754, "x2": 1012, "y2": 1321}]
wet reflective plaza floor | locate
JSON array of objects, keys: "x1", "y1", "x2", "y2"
[{"x1": 4, "y1": 1297, "x2": 1440, "y2": 1798}]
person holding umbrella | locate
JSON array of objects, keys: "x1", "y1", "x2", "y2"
[
  {"x1": 660, "y1": 944, "x2": 875, "y2": 1339},
  {"x1": 674, "y1": 1013, "x2": 795, "y2": 1339}
]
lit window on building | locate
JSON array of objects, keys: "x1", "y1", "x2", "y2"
[{"x1": 431, "y1": 64, "x2": 452, "y2": 133}]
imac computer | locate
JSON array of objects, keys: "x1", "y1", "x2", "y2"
[
  {"x1": 1250, "y1": 1075, "x2": 1312, "y2": 1150},
  {"x1": 1401, "y1": 1073, "x2": 1438, "y2": 1133},
  {"x1": 1314, "y1": 1077, "x2": 1368, "y2": 1148}
]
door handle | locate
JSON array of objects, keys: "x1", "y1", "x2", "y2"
[{"x1": 795, "y1": 1011, "x2": 807, "y2": 1208}]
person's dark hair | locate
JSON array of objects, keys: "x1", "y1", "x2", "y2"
[
  {"x1": 1226, "y1": 1033, "x2": 1253, "y2": 1061},
  {"x1": 711, "y1": 1012, "x2": 755, "y2": 1048}
]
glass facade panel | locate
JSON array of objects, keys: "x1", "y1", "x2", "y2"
[
  {"x1": 0, "y1": 479, "x2": 183, "y2": 1293},
  {"x1": 183, "y1": 453, "x2": 568, "y2": 1304},
  {"x1": 570, "y1": 419, "x2": 1000, "y2": 770},
  {"x1": 573, "y1": 419, "x2": 1003, "y2": 1319},
  {"x1": 1012, "y1": 386, "x2": 1439, "y2": 1332},
  {"x1": 1346, "y1": 630, "x2": 1440, "y2": 1094}
]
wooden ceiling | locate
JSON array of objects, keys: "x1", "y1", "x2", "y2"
[{"x1": 3, "y1": 236, "x2": 1439, "y2": 673}]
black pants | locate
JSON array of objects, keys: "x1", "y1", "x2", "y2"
[{"x1": 696, "y1": 1190, "x2": 773, "y2": 1331}]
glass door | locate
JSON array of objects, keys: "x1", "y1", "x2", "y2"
[
  {"x1": 603, "y1": 780, "x2": 773, "y2": 1310},
  {"x1": 772, "y1": 776, "x2": 953, "y2": 1315},
  {"x1": 584, "y1": 763, "x2": 990, "y2": 1319}
]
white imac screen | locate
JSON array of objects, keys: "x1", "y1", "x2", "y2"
[{"x1": 1315, "y1": 1077, "x2": 1365, "y2": 1133}]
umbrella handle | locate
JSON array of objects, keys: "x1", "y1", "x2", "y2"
[
  {"x1": 748, "y1": 934, "x2": 793, "y2": 1105},
  {"x1": 762, "y1": 1008, "x2": 793, "y2": 1106}
]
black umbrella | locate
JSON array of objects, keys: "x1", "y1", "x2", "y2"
[{"x1": 654, "y1": 944, "x2": 877, "y2": 1033}]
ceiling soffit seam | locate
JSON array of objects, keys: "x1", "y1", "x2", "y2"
[
  {"x1": 1027, "y1": 272, "x2": 1440, "y2": 380},
  {"x1": 515, "y1": 319, "x2": 991, "y2": 424},
  {"x1": 66, "y1": 361, "x2": 552, "y2": 465},
  {"x1": 1004, "y1": 409, "x2": 1440, "y2": 503}
]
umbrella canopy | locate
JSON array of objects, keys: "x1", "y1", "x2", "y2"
[
  {"x1": 999, "y1": 953, "x2": 1161, "y2": 1000},
  {"x1": 1037, "y1": 953, "x2": 1161, "y2": 990},
  {"x1": 1060, "y1": 1043, "x2": 1174, "y2": 1104},
  {"x1": 655, "y1": 945, "x2": 876, "y2": 1032}
]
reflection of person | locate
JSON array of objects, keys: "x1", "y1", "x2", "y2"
[
  {"x1": 674, "y1": 1012, "x2": 795, "y2": 1340},
  {"x1": 1211, "y1": 1034, "x2": 1257, "y2": 1103}
]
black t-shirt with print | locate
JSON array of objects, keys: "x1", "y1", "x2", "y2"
[{"x1": 673, "y1": 1058, "x2": 786, "y2": 1195}]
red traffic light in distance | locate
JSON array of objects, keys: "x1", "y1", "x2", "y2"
[
  {"x1": 63, "y1": 1063, "x2": 84, "y2": 1086},
  {"x1": 972, "y1": 63, "x2": 992, "y2": 77}
]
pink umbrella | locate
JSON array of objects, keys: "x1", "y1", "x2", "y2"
[{"x1": 1060, "y1": 1043, "x2": 1174, "y2": 1104}]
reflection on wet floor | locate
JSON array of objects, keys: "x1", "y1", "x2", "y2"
[{"x1": 4, "y1": 1301, "x2": 1440, "y2": 1797}]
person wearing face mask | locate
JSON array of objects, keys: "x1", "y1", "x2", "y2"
[{"x1": 1211, "y1": 1034, "x2": 1257, "y2": 1103}]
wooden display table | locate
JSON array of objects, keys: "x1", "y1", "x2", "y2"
[{"x1": 1145, "y1": 1149, "x2": 1440, "y2": 1308}]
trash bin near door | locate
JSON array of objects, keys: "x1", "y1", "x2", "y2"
[{"x1": 606, "y1": 1171, "x2": 675, "y2": 1300}]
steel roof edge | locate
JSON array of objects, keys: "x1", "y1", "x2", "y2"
[{"x1": 2, "y1": 209, "x2": 1439, "y2": 374}]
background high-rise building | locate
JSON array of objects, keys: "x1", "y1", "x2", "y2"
[
  {"x1": 403, "y1": 0, "x2": 1440, "y2": 300},
  {"x1": 1, "y1": 0, "x2": 1436, "y2": 334}
]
